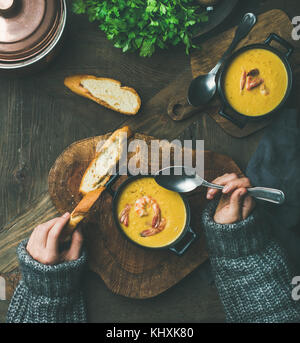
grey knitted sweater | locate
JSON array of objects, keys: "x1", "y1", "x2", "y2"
[
  {"x1": 202, "y1": 201, "x2": 300, "y2": 323},
  {"x1": 7, "y1": 202, "x2": 300, "y2": 323},
  {"x1": 6, "y1": 240, "x2": 87, "y2": 323}
]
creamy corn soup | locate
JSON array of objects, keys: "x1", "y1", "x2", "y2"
[
  {"x1": 117, "y1": 177, "x2": 186, "y2": 248},
  {"x1": 224, "y1": 48, "x2": 288, "y2": 116}
]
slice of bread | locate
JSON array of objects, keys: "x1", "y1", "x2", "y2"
[
  {"x1": 80, "y1": 126, "x2": 132, "y2": 195},
  {"x1": 64, "y1": 75, "x2": 141, "y2": 115},
  {"x1": 69, "y1": 187, "x2": 105, "y2": 229}
]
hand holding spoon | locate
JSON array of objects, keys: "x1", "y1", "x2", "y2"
[
  {"x1": 187, "y1": 12, "x2": 257, "y2": 107},
  {"x1": 155, "y1": 166, "x2": 285, "y2": 205}
]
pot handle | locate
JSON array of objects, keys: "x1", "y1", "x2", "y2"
[
  {"x1": 219, "y1": 106, "x2": 248, "y2": 129},
  {"x1": 105, "y1": 173, "x2": 120, "y2": 197},
  {"x1": 264, "y1": 33, "x2": 294, "y2": 59},
  {"x1": 168, "y1": 226, "x2": 197, "y2": 256}
]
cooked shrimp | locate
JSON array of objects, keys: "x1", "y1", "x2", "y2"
[
  {"x1": 140, "y1": 218, "x2": 167, "y2": 237},
  {"x1": 260, "y1": 83, "x2": 270, "y2": 96},
  {"x1": 247, "y1": 77, "x2": 264, "y2": 90},
  {"x1": 119, "y1": 204, "x2": 131, "y2": 227},
  {"x1": 134, "y1": 196, "x2": 150, "y2": 217},
  {"x1": 151, "y1": 202, "x2": 161, "y2": 228},
  {"x1": 134, "y1": 196, "x2": 166, "y2": 237},
  {"x1": 134, "y1": 196, "x2": 159, "y2": 218},
  {"x1": 246, "y1": 76, "x2": 252, "y2": 91},
  {"x1": 240, "y1": 69, "x2": 247, "y2": 92}
]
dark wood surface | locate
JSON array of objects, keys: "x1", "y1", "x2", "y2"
[{"x1": 1, "y1": 0, "x2": 300, "y2": 323}]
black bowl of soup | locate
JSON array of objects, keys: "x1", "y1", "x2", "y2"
[{"x1": 217, "y1": 33, "x2": 294, "y2": 128}]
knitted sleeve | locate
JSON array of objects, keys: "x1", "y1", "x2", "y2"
[
  {"x1": 6, "y1": 239, "x2": 87, "y2": 323},
  {"x1": 202, "y1": 201, "x2": 300, "y2": 323}
]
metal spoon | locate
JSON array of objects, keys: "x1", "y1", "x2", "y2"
[
  {"x1": 155, "y1": 166, "x2": 285, "y2": 205},
  {"x1": 187, "y1": 12, "x2": 257, "y2": 107}
]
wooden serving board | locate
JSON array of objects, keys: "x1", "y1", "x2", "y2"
[
  {"x1": 190, "y1": 9, "x2": 300, "y2": 138},
  {"x1": 48, "y1": 132, "x2": 243, "y2": 299}
]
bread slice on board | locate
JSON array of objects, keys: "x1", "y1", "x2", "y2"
[
  {"x1": 79, "y1": 125, "x2": 132, "y2": 195},
  {"x1": 64, "y1": 75, "x2": 141, "y2": 115}
]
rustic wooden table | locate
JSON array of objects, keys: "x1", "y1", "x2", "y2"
[{"x1": 1, "y1": 0, "x2": 300, "y2": 323}]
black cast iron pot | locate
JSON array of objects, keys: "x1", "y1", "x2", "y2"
[
  {"x1": 105, "y1": 174, "x2": 197, "y2": 256},
  {"x1": 218, "y1": 33, "x2": 294, "y2": 128}
]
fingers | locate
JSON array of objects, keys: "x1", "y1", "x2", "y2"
[
  {"x1": 206, "y1": 173, "x2": 252, "y2": 200},
  {"x1": 46, "y1": 213, "x2": 70, "y2": 252},
  {"x1": 207, "y1": 173, "x2": 239, "y2": 199},
  {"x1": 222, "y1": 177, "x2": 252, "y2": 195},
  {"x1": 229, "y1": 188, "x2": 247, "y2": 219},
  {"x1": 242, "y1": 194, "x2": 256, "y2": 219},
  {"x1": 26, "y1": 213, "x2": 74, "y2": 265},
  {"x1": 27, "y1": 217, "x2": 64, "y2": 264},
  {"x1": 64, "y1": 228, "x2": 84, "y2": 261},
  {"x1": 29, "y1": 218, "x2": 60, "y2": 248}
]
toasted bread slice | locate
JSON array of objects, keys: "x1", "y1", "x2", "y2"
[
  {"x1": 64, "y1": 75, "x2": 141, "y2": 115},
  {"x1": 69, "y1": 187, "x2": 105, "y2": 229},
  {"x1": 79, "y1": 126, "x2": 132, "y2": 195}
]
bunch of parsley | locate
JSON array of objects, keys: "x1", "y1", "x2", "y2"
[{"x1": 72, "y1": 0, "x2": 208, "y2": 57}]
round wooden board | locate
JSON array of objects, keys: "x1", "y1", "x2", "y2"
[{"x1": 48, "y1": 132, "x2": 242, "y2": 299}]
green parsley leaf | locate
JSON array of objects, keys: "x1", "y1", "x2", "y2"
[{"x1": 72, "y1": 0, "x2": 208, "y2": 57}]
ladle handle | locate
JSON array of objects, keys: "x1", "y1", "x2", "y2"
[{"x1": 210, "y1": 13, "x2": 257, "y2": 75}]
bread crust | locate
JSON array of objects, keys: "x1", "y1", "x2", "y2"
[{"x1": 64, "y1": 75, "x2": 141, "y2": 115}]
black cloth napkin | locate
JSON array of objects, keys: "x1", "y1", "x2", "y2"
[{"x1": 246, "y1": 109, "x2": 300, "y2": 269}]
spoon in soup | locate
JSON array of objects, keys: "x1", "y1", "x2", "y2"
[{"x1": 155, "y1": 166, "x2": 285, "y2": 205}]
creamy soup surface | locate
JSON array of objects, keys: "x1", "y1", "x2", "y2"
[
  {"x1": 117, "y1": 177, "x2": 186, "y2": 248},
  {"x1": 224, "y1": 48, "x2": 288, "y2": 116}
]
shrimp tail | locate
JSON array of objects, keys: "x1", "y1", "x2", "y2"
[
  {"x1": 152, "y1": 209, "x2": 161, "y2": 228},
  {"x1": 140, "y1": 228, "x2": 157, "y2": 237},
  {"x1": 141, "y1": 218, "x2": 167, "y2": 237}
]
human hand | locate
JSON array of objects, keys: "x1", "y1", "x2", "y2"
[
  {"x1": 206, "y1": 173, "x2": 256, "y2": 224},
  {"x1": 26, "y1": 213, "x2": 83, "y2": 265}
]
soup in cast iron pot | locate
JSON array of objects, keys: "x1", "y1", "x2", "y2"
[
  {"x1": 117, "y1": 177, "x2": 187, "y2": 248},
  {"x1": 223, "y1": 48, "x2": 288, "y2": 117}
]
